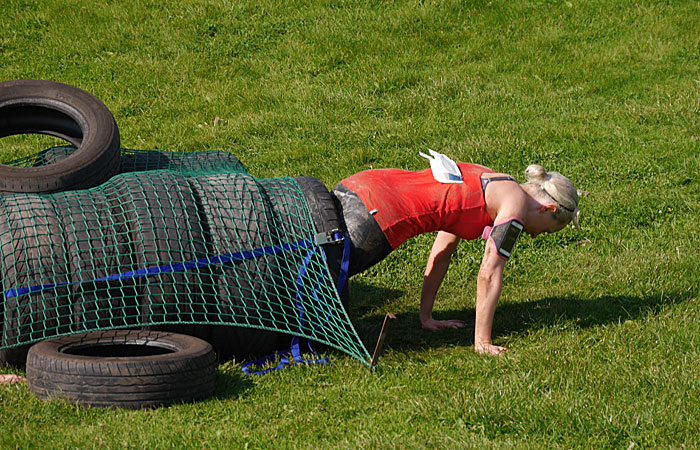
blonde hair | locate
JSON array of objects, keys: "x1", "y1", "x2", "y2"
[{"x1": 525, "y1": 164, "x2": 579, "y2": 225}]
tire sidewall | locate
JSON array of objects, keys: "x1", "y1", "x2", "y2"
[
  {"x1": 27, "y1": 330, "x2": 212, "y2": 371},
  {"x1": 26, "y1": 330, "x2": 216, "y2": 408},
  {"x1": 0, "y1": 80, "x2": 120, "y2": 192}
]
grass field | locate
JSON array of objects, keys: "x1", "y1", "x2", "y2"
[{"x1": 2, "y1": 0, "x2": 700, "y2": 448}]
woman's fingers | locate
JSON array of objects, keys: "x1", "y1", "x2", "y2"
[
  {"x1": 421, "y1": 319, "x2": 465, "y2": 331},
  {"x1": 441, "y1": 320, "x2": 465, "y2": 329},
  {"x1": 0, "y1": 374, "x2": 26, "y2": 385}
]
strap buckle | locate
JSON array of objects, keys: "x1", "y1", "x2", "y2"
[{"x1": 314, "y1": 229, "x2": 344, "y2": 245}]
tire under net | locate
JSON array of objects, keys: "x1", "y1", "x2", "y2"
[
  {"x1": 0, "y1": 148, "x2": 371, "y2": 366},
  {"x1": 26, "y1": 329, "x2": 215, "y2": 409}
]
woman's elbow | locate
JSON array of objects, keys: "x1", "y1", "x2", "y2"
[
  {"x1": 478, "y1": 262, "x2": 503, "y2": 286},
  {"x1": 477, "y1": 270, "x2": 494, "y2": 286}
]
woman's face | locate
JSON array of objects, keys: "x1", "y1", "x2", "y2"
[{"x1": 524, "y1": 210, "x2": 567, "y2": 238}]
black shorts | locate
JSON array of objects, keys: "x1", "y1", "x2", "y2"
[{"x1": 332, "y1": 183, "x2": 393, "y2": 276}]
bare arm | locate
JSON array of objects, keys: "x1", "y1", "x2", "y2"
[
  {"x1": 420, "y1": 231, "x2": 465, "y2": 330},
  {"x1": 474, "y1": 240, "x2": 507, "y2": 355},
  {"x1": 474, "y1": 181, "x2": 528, "y2": 355}
]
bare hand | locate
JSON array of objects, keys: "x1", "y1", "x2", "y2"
[
  {"x1": 475, "y1": 342, "x2": 508, "y2": 356},
  {"x1": 0, "y1": 374, "x2": 26, "y2": 385},
  {"x1": 421, "y1": 318, "x2": 465, "y2": 331}
]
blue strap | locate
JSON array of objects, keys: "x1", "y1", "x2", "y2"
[
  {"x1": 241, "y1": 337, "x2": 330, "y2": 375},
  {"x1": 242, "y1": 230, "x2": 351, "y2": 376},
  {"x1": 243, "y1": 231, "x2": 350, "y2": 375},
  {"x1": 334, "y1": 231, "x2": 350, "y2": 294},
  {"x1": 3, "y1": 238, "x2": 316, "y2": 300},
  {"x1": 243, "y1": 245, "x2": 331, "y2": 375}
]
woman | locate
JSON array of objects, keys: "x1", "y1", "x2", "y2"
[{"x1": 332, "y1": 158, "x2": 580, "y2": 356}]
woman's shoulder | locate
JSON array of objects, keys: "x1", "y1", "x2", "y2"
[{"x1": 483, "y1": 174, "x2": 527, "y2": 216}]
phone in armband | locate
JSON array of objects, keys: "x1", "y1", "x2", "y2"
[{"x1": 489, "y1": 219, "x2": 524, "y2": 259}]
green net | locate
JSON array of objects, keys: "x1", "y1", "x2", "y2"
[{"x1": 0, "y1": 147, "x2": 371, "y2": 365}]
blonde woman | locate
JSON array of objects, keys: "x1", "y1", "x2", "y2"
[{"x1": 333, "y1": 159, "x2": 580, "y2": 356}]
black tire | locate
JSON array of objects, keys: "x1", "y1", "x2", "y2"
[
  {"x1": 188, "y1": 173, "x2": 284, "y2": 360},
  {"x1": 0, "y1": 194, "x2": 70, "y2": 367},
  {"x1": 106, "y1": 171, "x2": 209, "y2": 326},
  {"x1": 26, "y1": 330, "x2": 216, "y2": 409},
  {"x1": 293, "y1": 176, "x2": 348, "y2": 305},
  {"x1": 110, "y1": 170, "x2": 218, "y2": 356},
  {"x1": 0, "y1": 80, "x2": 121, "y2": 193}
]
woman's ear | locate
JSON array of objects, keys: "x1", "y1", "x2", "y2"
[{"x1": 539, "y1": 204, "x2": 557, "y2": 214}]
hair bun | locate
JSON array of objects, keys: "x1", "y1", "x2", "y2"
[{"x1": 525, "y1": 164, "x2": 547, "y2": 183}]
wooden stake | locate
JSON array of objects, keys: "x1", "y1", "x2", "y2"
[{"x1": 370, "y1": 313, "x2": 396, "y2": 367}]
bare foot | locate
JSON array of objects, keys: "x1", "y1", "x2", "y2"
[{"x1": 474, "y1": 343, "x2": 508, "y2": 356}]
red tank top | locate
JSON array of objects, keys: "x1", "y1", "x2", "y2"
[{"x1": 339, "y1": 163, "x2": 495, "y2": 249}]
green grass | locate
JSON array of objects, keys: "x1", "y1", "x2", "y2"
[{"x1": 2, "y1": 0, "x2": 700, "y2": 448}]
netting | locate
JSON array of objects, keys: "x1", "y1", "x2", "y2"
[{"x1": 0, "y1": 147, "x2": 371, "y2": 365}]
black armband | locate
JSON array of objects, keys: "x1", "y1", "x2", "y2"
[{"x1": 488, "y1": 218, "x2": 524, "y2": 259}]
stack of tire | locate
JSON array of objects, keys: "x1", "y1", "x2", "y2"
[
  {"x1": 0, "y1": 81, "x2": 216, "y2": 408},
  {"x1": 1, "y1": 80, "x2": 122, "y2": 369},
  {"x1": 0, "y1": 80, "x2": 345, "y2": 407}
]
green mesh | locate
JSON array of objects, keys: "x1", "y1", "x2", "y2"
[{"x1": 0, "y1": 147, "x2": 371, "y2": 365}]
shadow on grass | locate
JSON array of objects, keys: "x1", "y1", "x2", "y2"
[
  {"x1": 212, "y1": 368, "x2": 255, "y2": 401},
  {"x1": 198, "y1": 289, "x2": 690, "y2": 395},
  {"x1": 349, "y1": 287, "x2": 693, "y2": 353},
  {"x1": 344, "y1": 282, "x2": 406, "y2": 353},
  {"x1": 346, "y1": 282, "x2": 405, "y2": 315}
]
